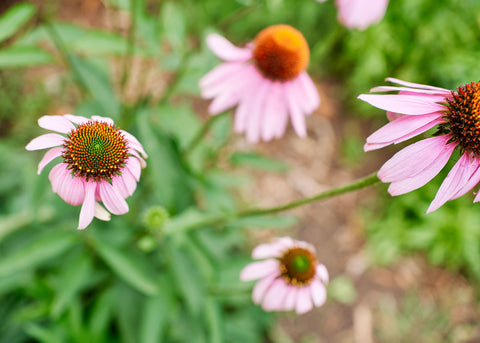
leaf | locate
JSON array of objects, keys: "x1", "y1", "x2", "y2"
[
  {"x1": 93, "y1": 237, "x2": 160, "y2": 296},
  {"x1": 0, "y1": 2, "x2": 36, "y2": 44},
  {"x1": 162, "y1": 208, "x2": 218, "y2": 235},
  {"x1": 71, "y1": 30, "x2": 128, "y2": 56},
  {"x1": 161, "y1": 2, "x2": 186, "y2": 52},
  {"x1": 0, "y1": 232, "x2": 75, "y2": 277},
  {"x1": 139, "y1": 285, "x2": 171, "y2": 343},
  {"x1": 230, "y1": 152, "x2": 289, "y2": 172},
  {"x1": 0, "y1": 46, "x2": 53, "y2": 67},
  {"x1": 205, "y1": 297, "x2": 223, "y2": 343}
]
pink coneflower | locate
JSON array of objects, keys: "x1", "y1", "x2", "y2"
[
  {"x1": 26, "y1": 114, "x2": 147, "y2": 229},
  {"x1": 359, "y1": 78, "x2": 480, "y2": 212},
  {"x1": 199, "y1": 24, "x2": 320, "y2": 143},
  {"x1": 317, "y1": 0, "x2": 389, "y2": 30},
  {"x1": 240, "y1": 237, "x2": 329, "y2": 314}
]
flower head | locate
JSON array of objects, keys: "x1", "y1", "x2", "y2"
[
  {"x1": 26, "y1": 114, "x2": 147, "y2": 229},
  {"x1": 199, "y1": 24, "x2": 320, "y2": 143},
  {"x1": 359, "y1": 78, "x2": 480, "y2": 212},
  {"x1": 240, "y1": 237, "x2": 329, "y2": 314}
]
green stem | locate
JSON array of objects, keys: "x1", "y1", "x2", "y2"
[
  {"x1": 167, "y1": 172, "x2": 380, "y2": 234},
  {"x1": 182, "y1": 112, "x2": 227, "y2": 157}
]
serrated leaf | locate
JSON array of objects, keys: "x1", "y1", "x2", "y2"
[
  {"x1": 0, "y1": 46, "x2": 53, "y2": 67},
  {"x1": 0, "y1": 232, "x2": 75, "y2": 277},
  {"x1": 0, "y1": 2, "x2": 36, "y2": 44},
  {"x1": 93, "y1": 238, "x2": 160, "y2": 296}
]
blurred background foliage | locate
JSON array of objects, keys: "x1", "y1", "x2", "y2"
[{"x1": 1, "y1": 0, "x2": 480, "y2": 342}]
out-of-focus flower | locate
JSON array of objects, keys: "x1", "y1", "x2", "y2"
[
  {"x1": 200, "y1": 24, "x2": 320, "y2": 143},
  {"x1": 26, "y1": 114, "x2": 147, "y2": 229},
  {"x1": 317, "y1": 0, "x2": 389, "y2": 30},
  {"x1": 359, "y1": 78, "x2": 480, "y2": 212},
  {"x1": 240, "y1": 237, "x2": 329, "y2": 314}
]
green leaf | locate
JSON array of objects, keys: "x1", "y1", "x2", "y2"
[
  {"x1": 163, "y1": 208, "x2": 218, "y2": 235},
  {"x1": 139, "y1": 287, "x2": 171, "y2": 343},
  {"x1": 0, "y1": 46, "x2": 53, "y2": 67},
  {"x1": 230, "y1": 152, "x2": 289, "y2": 172},
  {"x1": 71, "y1": 29, "x2": 128, "y2": 56},
  {"x1": 24, "y1": 323, "x2": 62, "y2": 343},
  {"x1": 0, "y1": 2, "x2": 36, "y2": 44},
  {"x1": 205, "y1": 297, "x2": 223, "y2": 343},
  {"x1": 0, "y1": 232, "x2": 75, "y2": 277},
  {"x1": 161, "y1": 1, "x2": 186, "y2": 52},
  {"x1": 93, "y1": 237, "x2": 160, "y2": 296}
]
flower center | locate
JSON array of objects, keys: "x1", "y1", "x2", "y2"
[
  {"x1": 253, "y1": 24, "x2": 309, "y2": 81},
  {"x1": 279, "y1": 247, "x2": 317, "y2": 286},
  {"x1": 444, "y1": 81, "x2": 480, "y2": 155},
  {"x1": 62, "y1": 121, "x2": 128, "y2": 181}
]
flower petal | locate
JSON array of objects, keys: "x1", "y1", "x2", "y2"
[
  {"x1": 94, "y1": 202, "x2": 111, "y2": 221},
  {"x1": 37, "y1": 147, "x2": 63, "y2": 175},
  {"x1": 25, "y1": 133, "x2": 65, "y2": 151},
  {"x1": 121, "y1": 130, "x2": 147, "y2": 158},
  {"x1": 98, "y1": 181, "x2": 129, "y2": 215},
  {"x1": 49, "y1": 163, "x2": 69, "y2": 193},
  {"x1": 296, "y1": 72, "x2": 320, "y2": 114},
  {"x1": 199, "y1": 62, "x2": 246, "y2": 98},
  {"x1": 91, "y1": 115, "x2": 114, "y2": 125},
  {"x1": 38, "y1": 115, "x2": 76, "y2": 134},
  {"x1": 358, "y1": 94, "x2": 446, "y2": 115},
  {"x1": 316, "y1": 264, "x2": 329, "y2": 284},
  {"x1": 78, "y1": 182, "x2": 97, "y2": 230},
  {"x1": 385, "y1": 78, "x2": 451, "y2": 93},
  {"x1": 285, "y1": 81, "x2": 307, "y2": 138},
  {"x1": 261, "y1": 278, "x2": 290, "y2": 312},
  {"x1": 252, "y1": 272, "x2": 278, "y2": 304},
  {"x1": 451, "y1": 158, "x2": 480, "y2": 200},
  {"x1": 283, "y1": 286, "x2": 298, "y2": 311},
  {"x1": 295, "y1": 287, "x2": 313, "y2": 314},
  {"x1": 126, "y1": 157, "x2": 142, "y2": 181},
  {"x1": 240, "y1": 259, "x2": 279, "y2": 281},
  {"x1": 64, "y1": 114, "x2": 89, "y2": 125},
  {"x1": 206, "y1": 33, "x2": 253, "y2": 62},
  {"x1": 57, "y1": 171, "x2": 85, "y2": 206},
  {"x1": 310, "y1": 279, "x2": 327, "y2": 307}
]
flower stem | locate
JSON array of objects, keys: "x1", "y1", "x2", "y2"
[{"x1": 182, "y1": 112, "x2": 227, "y2": 157}]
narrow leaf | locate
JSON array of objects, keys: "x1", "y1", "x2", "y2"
[
  {"x1": 0, "y1": 46, "x2": 53, "y2": 67},
  {"x1": 0, "y1": 3, "x2": 36, "y2": 43}
]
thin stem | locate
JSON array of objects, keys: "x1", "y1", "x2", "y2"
[
  {"x1": 166, "y1": 172, "x2": 380, "y2": 235},
  {"x1": 182, "y1": 112, "x2": 227, "y2": 157}
]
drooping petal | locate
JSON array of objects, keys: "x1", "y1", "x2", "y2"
[
  {"x1": 37, "y1": 147, "x2": 63, "y2": 175},
  {"x1": 98, "y1": 181, "x2": 129, "y2": 215},
  {"x1": 451, "y1": 158, "x2": 480, "y2": 200},
  {"x1": 316, "y1": 264, "x2": 329, "y2": 284},
  {"x1": 261, "y1": 278, "x2": 290, "y2": 312},
  {"x1": 199, "y1": 62, "x2": 246, "y2": 98},
  {"x1": 94, "y1": 202, "x2": 111, "y2": 221},
  {"x1": 252, "y1": 272, "x2": 278, "y2": 304},
  {"x1": 234, "y1": 69, "x2": 263, "y2": 134},
  {"x1": 295, "y1": 287, "x2": 313, "y2": 314},
  {"x1": 206, "y1": 33, "x2": 253, "y2": 62},
  {"x1": 283, "y1": 286, "x2": 298, "y2": 311},
  {"x1": 245, "y1": 79, "x2": 270, "y2": 143},
  {"x1": 121, "y1": 130, "x2": 147, "y2": 158},
  {"x1": 369, "y1": 86, "x2": 451, "y2": 97},
  {"x1": 78, "y1": 182, "x2": 97, "y2": 230},
  {"x1": 378, "y1": 135, "x2": 452, "y2": 183},
  {"x1": 295, "y1": 72, "x2": 320, "y2": 114},
  {"x1": 126, "y1": 157, "x2": 142, "y2": 181},
  {"x1": 112, "y1": 169, "x2": 137, "y2": 199},
  {"x1": 310, "y1": 279, "x2": 327, "y2": 307},
  {"x1": 358, "y1": 94, "x2": 447, "y2": 115},
  {"x1": 57, "y1": 171, "x2": 85, "y2": 206},
  {"x1": 240, "y1": 259, "x2": 279, "y2": 281},
  {"x1": 284, "y1": 81, "x2": 307, "y2": 138},
  {"x1": 38, "y1": 115, "x2": 76, "y2": 134},
  {"x1": 427, "y1": 153, "x2": 477, "y2": 213},
  {"x1": 25, "y1": 133, "x2": 65, "y2": 151},
  {"x1": 49, "y1": 163, "x2": 69, "y2": 193}
]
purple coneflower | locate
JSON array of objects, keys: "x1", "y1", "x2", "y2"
[
  {"x1": 200, "y1": 24, "x2": 320, "y2": 143},
  {"x1": 360, "y1": 78, "x2": 480, "y2": 212},
  {"x1": 240, "y1": 237, "x2": 329, "y2": 314},
  {"x1": 26, "y1": 114, "x2": 147, "y2": 229}
]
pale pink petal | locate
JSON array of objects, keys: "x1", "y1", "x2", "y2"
[
  {"x1": 206, "y1": 33, "x2": 253, "y2": 62},
  {"x1": 57, "y1": 172, "x2": 85, "y2": 206},
  {"x1": 283, "y1": 286, "x2": 298, "y2": 311},
  {"x1": 121, "y1": 130, "x2": 147, "y2": 158},
  {"x1": 378, "y1": 135, "x2": 452, "y2": 183},
  {"x1": 112, "y1": 175, "x2": 129, "y2": 199},
  {"x1": 91, "y1": 115, "x2": 114, "y2": 125},
  {"x1": 126, "y1": 157, "x2": 141, "y2": 181},
  {"x1": 199, "y1": 62, "x2": 246, "y2": 98},
  {"x1": 252, "y1": 242, "x2": 285, "y2": 259},
  {"x1": 316, "y1": 264, "x2": 329, "y2": 283},
  {"x1": 261, "y1": 278, "x2": 290, "y2": 312},
  {"x1": 94, "y1": 202, "x2": 111, "y2": 221},
  {"x1": 49, "y1": 163, "x2": 69, "y2": 193},
  {"x1": 64, "y1": 114, "x2": 89, "y2": 125},
  {"x1": 336, "y1": 0, "x2": 388, "y2": 30},
  {"x1": 78, "y1": 182, "x2": 97, "y2": 230},
  {"x1": 274, "y1": 104, "x2": 289, "y2": 139},
  {"x1": 261, "y1": 82, "x2": 284, "y2": 141},
  {"x1": 387, "y1": 142, "x2": 456, "y2": 195},
  {"x1": 252, "y1": 272, "x2": 279, "y2": 304},
  {"x1": 295, "y1": 287, "x2": 313, "y2": 314},
  {"x1": 451, "y1": 158, "x2": 480, "y2": 200},
  {"x1": 385, "y1": 78, "x2": 451, "y2": 93},
  {"x1": 98, "y1": 181, "x2": 129, "y2": 215},
  {"x1": 129, "y1": 149, "x2": 147, "y2": 168},
  {"x1": 112, "y1": 169, "x2": 137, "y2": 198},
  {"x1": 25, "y1": 133, "x2": 65, "y2": 151},
  {"x1": 240, "y1": 259, "x2": 279, "y2": 281},
  {"x1": 234, "y1": 69, "x2": 263, "y2": 134},
  {"x1": 296, "y1": 72, "x2": 320, "y2": 114},
  {"x1": 37, "y1": 147, "x2": 63, "y2": 175},
  {"x1": 310, "y1": 279, "x2": 327, "y2": 307},
  {"x1": 284, "y1": 82, "x2": 307, "y2": 138},
  {"x1": 358, "y1": 94, "x2": 446, "y2": 115},
  {"x1": 369, "y1": 86, "x2": 451, "y2": 97},
  {"x1": 245, "y1": 79, "x2": 270, "y2": 143},
  {"x1": 38, "y1": 115, "x2": 75, "y2": 134},
  {"x1": 427, "y1": 153, "x2": 476, "y2": 213}
]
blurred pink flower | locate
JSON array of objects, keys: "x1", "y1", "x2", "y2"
[
  {"x1": 26, "y1": 114, "x2": 147, "y2": 229},
  {"x1": 317, "y1": 0, "x2": 389, "y2": 30},
  {"x1": 199, "y1": 24, "x2": 320, "y2": 143},
  {"x1": 359, "y1": 78, "x2": 480, "y2": 212},
  {"x1": 240, "y1": 237, "x2": 328, "y2": 314}
]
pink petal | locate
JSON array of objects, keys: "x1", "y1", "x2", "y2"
[
  {"x1": 78, "y1": 182, "x2": 97, "y2": 230},
  {"x1": 261, "y1": 278, "x2": 290, "y2": 312},
  {"x1": 252, "y1": 242, "x2": 284, "y2": 259},
  {"x1": 378, "y1": 135, "x2": 452, "y2": 183},
  {"x1": 112, "y1": 168, "x2": 137, "y2": 198},
  {"x1": 64, "y1": 114, "x2": 89, "y2": 125},
  {"x1": 91, "y1": 115, "x2": 114, "y2": 125},
  {"x1": 245, "y1": 79, "x2": 270, "y2": 143},
  {"x1": 37, "y1": 147, "x2": 63, "y2": 175},
  {"x1": 57, "y1": 171, "x2": 85, "y2": 206},
  {"x1": 283, "y1": 286, "x2": 298, "y2": 311},
  {"x1": 98, "y1": 181, "x2": 129, "y2": 215},
  {"x1": 94, "y1": 202, "x2": 111, "y2": 221},
  {"x1": 25, "y1": 133, "x2": 65, "y2": 151},
  {"x1": 121, "y1": 130, "x2": 147, "y2": 158},
  {"x1": 234, "y1": 68, "x2": 263, "y2": 134},
  {"x1": 261, "y1": 82, "x2": 284, "y2": 141},
  {"x1": 49, "y1": 163, "x2": 69, "y2": 193},
  {"x1": 206, "y1": 33, "x2": 253, "y2": 62},
  {"x1": 427, "y1": 153, "x2": 477, "y2": 213},
  {"x1": 199, "y1": 62, "x2": 246, "y2": 98},
  {"x1": 385, "y1": 78, "x2": 451, "y2": 93},
  {"x1": 252, "y1": 272, "x2": 278, "y2": 304},
  {"x1": 358, "y1": 94, "x2": 446, "y2": 115},
  {"x1": 295, "y1": 287, "x2": 313, "y2": 314},
  {"x1": 387, "y1": 142, "x2": 456, "y2": 195},
  {"x1": 316, "y1": 264, "x2": 329, "y2": 284},
  {"x1": 296, "y1": 72, "x2": 320, "y2": 114},
  {"x1": 38, "y1": 115, "x2": 75, "y2": 134},
  {"x1": 336, "y1": 0, "x2": 388, "y2": 30},
  {"x1": 310, "y1": 279, "x2": 327, "y2": 307},
  {"x1": 126, "y1": 157, "x2": 142, "y2": 181},
  {"x1": 451, "y1": 158, "x2": 480, "y2": 200},
  {"x1": 285, "y1": 81, "x2": 307, "y2": 138},
  {"x1": 129, "y1": 149, "x2": 147, "y2": 168},
  {"x1": 369, "y1": 86, "x2": 451, "y2": 97},
  {"x1": 240, "y1": 259, "x2": 279, "y2": 281}
]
